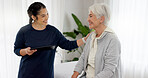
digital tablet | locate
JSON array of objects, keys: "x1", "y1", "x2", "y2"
[{"x1": 31, "y1": 45, "x2": 56, "y2": 50}]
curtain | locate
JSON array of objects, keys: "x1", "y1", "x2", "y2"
[
  {"x1": 0, "y1": 0, "x2": 23, "y2": 78},
  {"x1": 94, "y1": 0, "x2": 148, "y2": 78},
  {"x1": 0, "y1": 0, "x2": 64, "y2": 78}
]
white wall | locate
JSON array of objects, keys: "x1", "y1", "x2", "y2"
[{"x1": 62, "y1": 0, "x2": 94, "y2": 62}]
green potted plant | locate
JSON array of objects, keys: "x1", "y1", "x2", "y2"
[{"x1": 63, "y1": 13, "x2": 92, "y2": 61}]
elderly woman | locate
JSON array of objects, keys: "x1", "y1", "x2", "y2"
[{"x1": 71, "y1": 3, "x2": 121, "y2": 78}]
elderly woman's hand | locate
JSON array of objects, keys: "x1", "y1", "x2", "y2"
[{"x1": 71, "y1": 71, "x2": 79, "y2": 78}]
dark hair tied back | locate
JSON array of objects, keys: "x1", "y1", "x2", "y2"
[{"x1": 27, "y1": 2, "x2": 46, "y2": 24}]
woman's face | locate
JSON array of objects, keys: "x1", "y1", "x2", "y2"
[
  {"x1": 34, "y1": 8, "x2": 49, "y2": 26},
  {"x1": 87, "y1": 11, "x2": 101, "y2": 29}
]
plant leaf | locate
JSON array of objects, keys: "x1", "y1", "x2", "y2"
[
  {"x1": 74, "y1": 29, "x2": 80, "y2": 35},
  {"x1": 72, "y1": 13, "x2": 83, "y2": 28},
  {"x1": 72, "y1": 57, "x2": 79, "y2": 61},
  {"x1": 72, "y1": 13, "x2": 89, "y2": 37},
  {"x1": 63, "y1": 32, "x2": 76, "y2": 39},
  {"x1": 84, "y1": 25, "x2": 90, "y2": 32}
]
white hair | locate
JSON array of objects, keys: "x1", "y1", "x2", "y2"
[{"x1": 89, "y1": 3, "x2": 110, "y2": 26}]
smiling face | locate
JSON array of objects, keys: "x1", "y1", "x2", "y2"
[
  {"x1": 87, "y1": 11, "x2": 102, "y2": 29},
  {"x1": 32, "y1": 8, "x2": 49, "y2": 26}
]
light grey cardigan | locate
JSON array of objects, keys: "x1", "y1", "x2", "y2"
[{"x1": 74, "y1": 31, "x2": 121, "y2": 78}]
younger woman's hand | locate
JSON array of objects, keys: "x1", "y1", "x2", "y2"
[
  {"x1": 25, "y1": 47, "x2": 37, "y2": 55},
  {"x1": 84, "y1": 32, "x2": 91, "y2": 41}
]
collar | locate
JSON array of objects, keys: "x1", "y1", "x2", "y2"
[{"x1": 91, "y1": 27, "x2": 114, "y2": 40}]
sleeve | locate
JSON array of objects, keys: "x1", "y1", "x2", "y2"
[
  {"x1": 14, "y1": 28, "x2": 26, "y2": 56},
  {"x1": 74, "y1": 48, "x2": 85, "y2": 74},
  {"x1": 56, "y1": 29, "x2": 78, "y2": 51},
  {"x1": 95, "y1": 38, "x2": 121, "y2": 78},
  {"x1": 74, "y1": 34, "x2": 91, "y2": 74}
]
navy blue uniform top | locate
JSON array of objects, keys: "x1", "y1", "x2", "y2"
[{"x1": 14, "y1": 24, "x2": 78, "y2": 78}]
